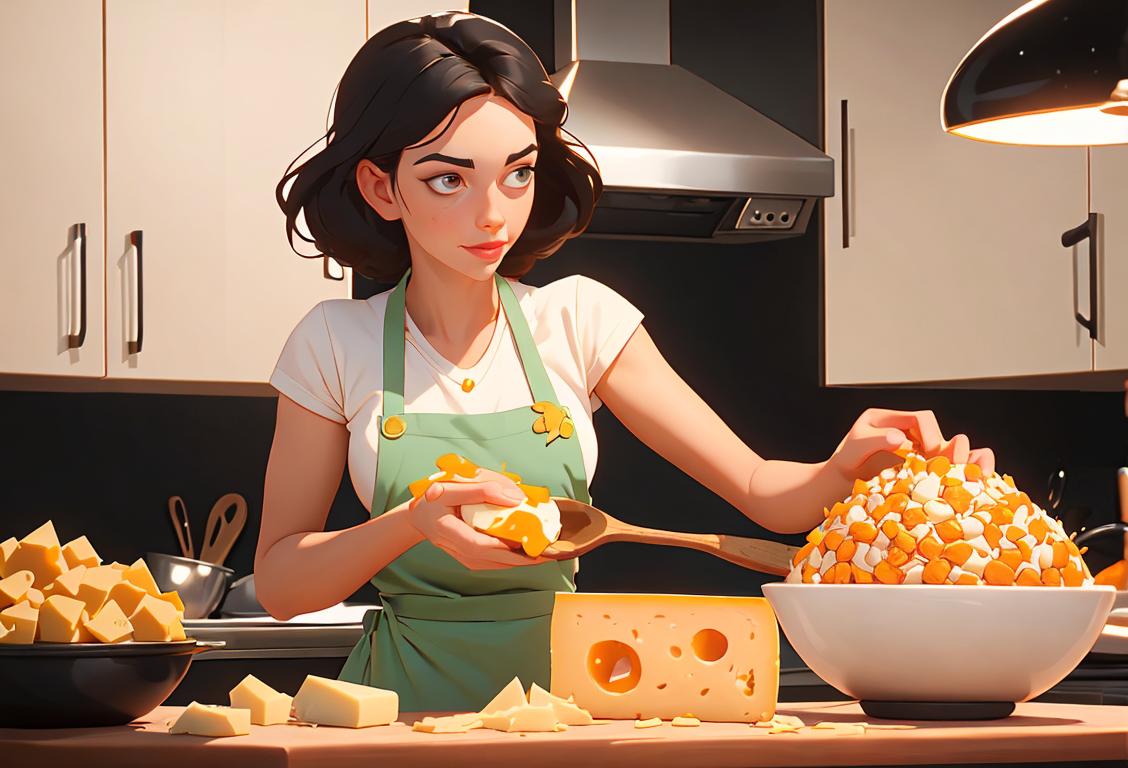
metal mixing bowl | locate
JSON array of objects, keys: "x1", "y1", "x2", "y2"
[{"x1": 145, "y1": 552, "x2": 233, "y2": 619}]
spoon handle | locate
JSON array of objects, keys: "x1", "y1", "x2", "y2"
[{"x1": 605, "y1": 523, "x2": 798, "y2": 576}]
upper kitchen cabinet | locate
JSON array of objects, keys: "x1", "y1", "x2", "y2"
[
  {"x1": 0, "y1": 1, "x2": 105, "y2": 378},
  {"x1": 1092, "y1": 146, "x2": 1128, "y2": 372},
  {"x1": 103, "y1": 0, "x2": 358, "y2": 385},
  {"x1": 823, "y1": 0, "x2": 1091, "y2": 386}
]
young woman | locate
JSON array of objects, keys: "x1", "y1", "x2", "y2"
[{"x1": 256, "y1": 11, "x2": 995, "y2": 712}]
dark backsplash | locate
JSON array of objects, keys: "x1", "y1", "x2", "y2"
[{"x1": 2, "y1": 1, "x2": 1125, "y2": 609}]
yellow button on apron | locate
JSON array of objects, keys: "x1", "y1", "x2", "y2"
[{"x1": 381, "y1": 415, "x2": 407, "y2": 439}]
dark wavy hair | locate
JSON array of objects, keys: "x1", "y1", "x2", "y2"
[{"x1": 276, "y1": 11, "x2": 602, "y2": 282}]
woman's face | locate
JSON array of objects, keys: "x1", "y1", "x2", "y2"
[{"x1": 358, "y1": 93, "x2": 538, "y2": 282}]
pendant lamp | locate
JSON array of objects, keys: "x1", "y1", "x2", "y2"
[{"x1": 941, "y1": 0, "x2": 1128, "y2": 146}]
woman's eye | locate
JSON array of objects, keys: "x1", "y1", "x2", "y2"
[
  {"x1": 503, "y1": 165, "x2": 534, "y2": 189},
  {"x1": 425, "y1": 173, "x2": 464, "y2": 195}
]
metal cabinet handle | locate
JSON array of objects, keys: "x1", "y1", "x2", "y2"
[
  {"x1": 66, "y1": 222, "x2": 87, "y2": 349},
  {"x1": 841, "y1": 99, "x2": 850, "y2": 249},
  {"x1": 127, "y1": 230, "x2": 144, "y2": 355},
  {"x1": 1061, "y1": 213, "x2": 1098, "y2": 342}
]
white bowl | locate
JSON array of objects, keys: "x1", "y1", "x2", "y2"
[{"x1": 763, "y1": 583, "x2": 1114, "y2": 704}]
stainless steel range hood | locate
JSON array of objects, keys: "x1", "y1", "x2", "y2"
[{"x1": 549, "y1": 0, "x2": 833, "y2": 243}]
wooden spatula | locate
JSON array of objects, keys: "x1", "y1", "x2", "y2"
[
  {"x1": 199, "y1": 492, "x2": 247, "y2": 566},
  {"x1": 540, "y1": 497, "x2": 799, "y2": 576},
  {"x1": 1094, "y1": 468, "x2": 1128, "y2": 589}
]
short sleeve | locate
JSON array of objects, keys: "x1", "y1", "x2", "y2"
[
  {"x1": 270, "y1": 302, "x2": 347, "y2": 423},
  {"x1": 574, "y1": 275, "x2": 644, "y2": 407}
]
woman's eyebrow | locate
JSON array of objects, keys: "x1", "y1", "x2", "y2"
[{"x1": 411, "y1": 144, "x2": 537, "y2": 169}]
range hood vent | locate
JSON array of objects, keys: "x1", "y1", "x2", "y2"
[{"x1": 550, "y1": 0, "x2": 834, "y2": 243}]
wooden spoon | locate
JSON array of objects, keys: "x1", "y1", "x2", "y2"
[
  {"x1": 539, "y1": 497, "x2": 799, "y2": 576},
  {"x1": 198, "y1": 492, "x2": 247, "y2": 566},
  {"x1": 167, "y1": 495, "x2": 194, "y2": 560},
  {"x1": 1093, "y1": 468, "x2": 1128, "y2": 589}
]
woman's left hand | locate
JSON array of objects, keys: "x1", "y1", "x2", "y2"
[{"x1": 829, "y1": 408, "x2": 996, "y2": 482}]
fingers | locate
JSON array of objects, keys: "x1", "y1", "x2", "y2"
[
  {"x1": 968, "y1": 447, "x2": 996, "y2": 476},
  {"x1": 865, "y1": 409, "x2": 945, "y2": 455},
  {"x1": 424, "y1": 479, "x2": 526, "y2": 508},
  {"x1": 941, "y1": 433, "x2": 971, "y2": 464}
]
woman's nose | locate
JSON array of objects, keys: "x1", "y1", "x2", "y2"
[{"x1": 475, "y1": 186, "x2": 505, "y2": 233}]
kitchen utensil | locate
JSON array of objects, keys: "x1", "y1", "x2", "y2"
[
  {"x1": 146, "y1": 551, "x2": 234, "y2": 619},
  {"x1": 220, "y1": 573, "x2": 266, "y2": 616},
  {"x1": 539, "y1": 497, "x2": 799, "y2": 576},
  {"x1": 763, "y1": 583, "x2": 1115, "y2": 720},
  {"x1": 1082, "y1": 468, "x2": 1128, "y2": 589},
  {"x1": 0, "y1": 639, "x2": 224, "y2": 728},
  {"x1": 198, "y1": 492, "x2": 247, "y2": 566},
  {"x1": 167, "y1": 495, "x2": 194, "y2": 560}
]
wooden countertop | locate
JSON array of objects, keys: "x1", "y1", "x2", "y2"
[{"x1": 2, "y1": 700, "x2": 1127, "y2": 768}]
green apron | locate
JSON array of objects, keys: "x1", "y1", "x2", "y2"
[{"x1": 337, "y1": 270, "x2": 590, "y2": 712}]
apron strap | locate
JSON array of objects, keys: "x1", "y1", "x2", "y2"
[{"x1": 381, "y1": 270, "x2": 560, "y2": 416}]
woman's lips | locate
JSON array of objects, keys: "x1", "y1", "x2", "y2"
[{"x1": 461, "y1": 241, "x2": 507, "y2": 261}]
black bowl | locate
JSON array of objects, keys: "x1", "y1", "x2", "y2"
[{"x1": 0, "y1": 639, "x2": 224, "y2": 728}]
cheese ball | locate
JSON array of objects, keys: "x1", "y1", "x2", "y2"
[{"x1": 786, "y1": 452, "x2": 1093, "y2": 586}]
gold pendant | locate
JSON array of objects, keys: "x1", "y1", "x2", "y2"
[
  {"x1": 461, "y1": 378, "x2": 475, "y2": 393},
  {"x1": 531, "y1": 401, "x2": 574, "y2": 445}
]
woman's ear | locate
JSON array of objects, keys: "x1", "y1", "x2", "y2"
[{"x1": 356, "y1": 159, "x2": 402, "y2": 222}]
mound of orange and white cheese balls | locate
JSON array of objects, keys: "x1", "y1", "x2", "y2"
[{"x1": 785, "y1": 452, "x2": 1093, "y2": 586}]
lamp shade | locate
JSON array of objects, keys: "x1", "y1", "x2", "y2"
[{"x1": 942, "y1": 0, "x2": 1128, "y2": 146}]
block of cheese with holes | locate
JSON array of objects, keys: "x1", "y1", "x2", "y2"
[{"x1": 550, "y1": 593, "x2": 778, "y2": 723}]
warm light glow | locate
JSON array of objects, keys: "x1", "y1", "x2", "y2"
[{"x1": 947, "y1": 104, "x2": 1128, "y2": 146}]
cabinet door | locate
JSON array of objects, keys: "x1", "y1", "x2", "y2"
[
  {"x1": 104, "y1": 0, "x2": 359, "y2": 384},
  {"x1": 1092, "y1": 146, "x2": 1128, "y2": 372},
  {"x1": 824, "y1": 0, "x2": 1090, "y2": 386},
  {"x1": 0, "y1": 0, "x2": 105, "y2": 377}
]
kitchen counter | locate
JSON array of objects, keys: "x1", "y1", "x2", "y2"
[{"x1": 3, "y1": 701, "x2": 1127, "y2": 768}]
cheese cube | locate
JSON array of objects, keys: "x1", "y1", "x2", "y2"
[
  {"x1": 123, "y1": 558, "x2": 161, "y2": 596},
  {"x1": 292, "y1": 675, "x2": 398, "y2": 728},
  {"x1": 412, "y1": 713, "x2": 484, "y2": 733},
  {"x1": 0, "y1": 538, "x2": 18, "y2": 577},
  {"x1": 107, "y1": 580, "x2": 148, "y2": 618},
  {"x1": 38, "y1": 595, "x2": 87, "y2": 642},
  {"x1": 156, "y1": 590, "x2": 185, "y2": 614},
  {"x1": 26, "y1": 588, "x2": 45, "y2": 610},
  {"x1": 84, "y1": 600, "x2": 134, "y2": 643},
  {"x1": 77, "y1": 565, "x2": 124, "y2": 615},
  {"x1": 0, "y1": 570, "x2": 34, "y2": 610},
  {"x1": 550, "y1": 593, "x2": 779, "y2": 723},
  {"x1": 527, "y1": 682, "x2": 595, "y2": 725},
  {"x1": 61, "y1": 536, "x2": 102, "y2": 569},
  {"x1": 130, "y1": 594, "x2": 180, "y2": 641},
  {"x1": 47, "y1": 564, "x2": 88, "y2": 599},
  {"x1": 480, "y1": 703, "x2": 558, "y2": 732},
  {"x1": 6, "y1": 522, "x2": 68, "y2": 589},
  {"x1": 168, "y1": 702, "x2": 251, "y2": 737},
  {"x1": 635, "y1": 717, "x2": 663, "y2": 728},
  {"x1": 480, "y1": 676, "x2": 527, "y2": 714},
  {"x1": 0, "y1": 600, "x2": 37, "y2": 643},
  {"x1": 229, "y1": 675, "x2": 293, "y2": 726},
  {"x1": 109, "y1": 562, "x2": 129, "y2": 571},
  {"x1": 672, "y1": 716, "x2": 701, "y2": 727}
]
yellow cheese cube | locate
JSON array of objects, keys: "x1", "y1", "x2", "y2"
[
  {"x1": 480, "y1": 676, "x2": 527, "y2": 714},
  {"x1": 0, "y1": 537, "x2": 18, "y2": 577},
  {"x1": 528, "y1": 682, "x2": 595, "y2": 725},
  {"x1": 481, "y1": 703, "x2": 558, "y2": 733},
  {"x1": 84, "y1": 600, "x2": 134, "y2": 643},
  {"x1": 168, "y1": 702, "x2": 251, "y2": 737},
  {"x1": 61, "y1": 536, "x2": 102, "y2": 569},
  {"x1": 672, "y1": 716, "x2": 701, "y2": 727},
  {"x1": 48, "y1": 564, "x2": 88, "y2": 599},
  {"x1": 168, "y1": 617, "x2": 187, "y2": 641},
  {"x1": 77, "y1": 566, "x2": 124, "y2": 616},
  {"x1": 229, "y1": 675, "x2": 293, "y2": 726},
  {"x1": 38, "y1": 595, "x2": 87, "y2": 642},
  {"x1": 6, "y1": 522, "x2": 68, "y2": 589},
  {"x1": 26, "y1": 588, "x2": 45, "y2": 610},
  {"x1": 0, "y1": 600, "x2": 37, "y2": 644},
  {"x1": 0, "y1": 570, "x2": 34, "y2": 610},
  {"x1": 107, "y1": 580, "x2": 148, "y2": 618},
  {"x1": 156, "y1": 590, "x2": 185, "y2": 614},
  {"x1": 412, "y1": 713, "x2": 484, "y2": 733},
  {"x1": 130, "y1": 594, "x2": 180, "y2": 641},
  {"x1": 635, "y1": 717, "x2": 663, "y2": 728},
  {"x1": 123, "y1": 558, "x2": 161, "y2": 597},
  {"x1": 549, "y1": 593, "x2": 780, "y2": 723},
  {"x1": 110, "y1": 562, "x2": 129, "y2": 571},
  {"x1": 292, "y1": 675, "x2": 398, "y2": 728}
]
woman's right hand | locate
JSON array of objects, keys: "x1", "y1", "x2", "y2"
[{"x1": 404, "y1": 468, "x2": 555, "y2": 570}]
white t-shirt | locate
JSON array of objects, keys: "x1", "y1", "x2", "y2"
[{"x1": 269, "y1": 274, "x2": 644, "y2": 513}]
